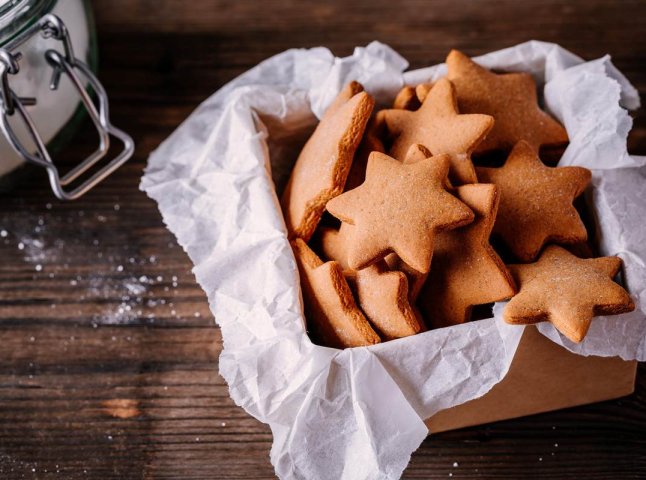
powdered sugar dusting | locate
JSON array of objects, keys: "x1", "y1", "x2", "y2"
[{"x1": 0, "y1": 207, "x2": 194, "y2": 326}]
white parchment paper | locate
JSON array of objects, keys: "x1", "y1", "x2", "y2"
[{"x1": 141, "y1": 41, "x2": 646, "y2": 479}]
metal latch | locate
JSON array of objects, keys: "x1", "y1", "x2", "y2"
[{"x1": 0, "y1": 14, "x2": 134, "y2": 200}]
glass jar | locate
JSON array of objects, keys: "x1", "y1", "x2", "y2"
[{"x1": 0, "y1": 0, "x2": 133, "y2": 199}]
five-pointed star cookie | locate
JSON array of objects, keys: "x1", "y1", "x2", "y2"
[
  {"x1": 476, "y1": 140, "x2": 591, "y2": 262},
  {"x1": 379, "y1": 77, "x2": 494, "y2": 184},
  {"x1": 349, "y1": 261, "x2": 424, "y2": 340},
  {"x1": 326, "y1": 151, "x2": 474, "y2": 273},
  {"x1": 504, "y1": 245, "x2": 634, "y2": 343},
  {"x1": 446, "y1": 50, "x2": 568, "y2": 153},
  {"x1": 281, "y1": 82, "x2": 374, "y2": 241},
  {"x1": 419, "y1": 183, "x2": 517, "y2": 328},
  {"x1": 291, "y1": 238, "x2": 380, "y2": 348}
]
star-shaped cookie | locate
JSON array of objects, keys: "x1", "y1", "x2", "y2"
[
  {"x1": 291, "y1": 238, "x2": 380, "y2": 348},
  {"x1": 476, "y1": 140, "x2": 591, "y2": 262},
  {"x1": 318, "y1": 223, "x2": 428, "y2": 302},
  {"x1": 344, "y1": 116, "x2": 385, "y2": 192},
  {"x1": 446, "y1": 50, "x2": 568, "y2": 153},
  {"x1": 281, "y1": 82, "x2": 374, "y2": 241},
  {"x1": 317, "y1": 223, "x2": 353, "y2": 272},
  {"x1": 392, "y1": 85, "x2": 420, "y2": 110},
  {"x1": 326, "y1": 151, "x2": 474, "y2": 273},
  {"x1": 379, "y1": 77, "x2": 494, "y2": 184},
  {"x1": 419, "y1": 183, "x2": 517, "y2": 328},
  {"x1": 504, "y1": 245, "x2": 634, "y2": 343},
  {"x1": 349, "y1": 262, "x2": 423, "y2": 340}
]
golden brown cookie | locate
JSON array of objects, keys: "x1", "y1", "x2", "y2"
[
  {"x1": 392, "y1": 86, "x2": 420, "y2": 110},
  {"x1": 415, "y1": 83, "x2": 433, "y2": 103},
  {"x1": 380, "y1": 78, "x2": 494, "y2": 184},
  {"x1": 345, "y1": 116, "x2": 386, "y2": 192},
  {"x1": 317, "y1": 223, "x2": 353, "y2": 272},
  {"x1": 419, "y1": 183, "x2": 516, "y2": 328},
  {"x1": 504, "y1": 245, "x2": 634, "y2": 343},
  {"x1": 350, "y1": 261, "x2": 423, "y2": 340},
  {"x1": 281, "y1": 84, "x2": 374, "y2": 241},
  {"x1": 402, "y1": 143, "x2": 432, "y2": 165},
  {"x1": 291, "y1": 238, "x2": 380, "y2": 348},
  {"x1": 325, "y1": 81, "x2": 365, "y2": 116},
  {"x1": 446, "y1": 49, "x2": 568, "y2": 153},
  {"x1": 326, "y1": 151, "x2": 474, "y2": 273},
  {"x1": 476, "y1": 140, "x2": 591, "y2": 262},
  {"x1": 384, "y1": 253, "x2": 428, "y2": 302}
]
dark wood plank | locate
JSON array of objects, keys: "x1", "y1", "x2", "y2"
[{"x1": 0, "y1": 0, "x2": 644, "y2": 478}]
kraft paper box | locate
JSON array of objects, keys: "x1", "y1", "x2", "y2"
[
  {"x1": 425, "y1": 326, "x2": 637, "y2": 433},
  {"x1": 142, "y1": 41, "x2": 646, "y2": 479}
]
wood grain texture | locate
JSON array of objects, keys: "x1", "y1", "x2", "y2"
[{"x1": 0, "y1": 0, "x2": 644, "y2": 478}]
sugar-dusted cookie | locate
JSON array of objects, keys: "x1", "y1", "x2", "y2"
[
  {"x1": 446, "y1": 50, "x2": 568, "y2": 153},
  {"x1": 476, "y1": 141, "x2": 591, "y2": 262},
  {"x1": 380, "y1": 78, "x2": 494, "y2": 184},
  {"x1": 392, "y1": 85, "x2": 420, "y2": 110},
  {"x1": 504, "y1": 245, "x2": 634, "y2": 343},
  {"x1": 419, "y1": 183, "x2": 516, "y2": 328},
  {"x1": 326, "y1": 151, "x2": 474, "y2": 273},
  {"x1": 350, "y1": 261, "x2": 423, "y2": 340},
  {"x1": 291, "y1": 238, "x2": 380, "y2": 348},
  {"x1": 281, "y1": 83, "x2": 374, "y2": 241}
]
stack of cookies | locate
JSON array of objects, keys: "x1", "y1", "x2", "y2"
[{"x1": 281, "y1": 50, "x2": 634, "y2": 349}]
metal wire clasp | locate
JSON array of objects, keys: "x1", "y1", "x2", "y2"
[{"x1": 0, "y1": 14, "x2": 134, "y2": 200}]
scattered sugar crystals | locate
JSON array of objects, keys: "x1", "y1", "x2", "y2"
[{"x1": 0, "y1": 207, "x2": 192, "y2": 329}]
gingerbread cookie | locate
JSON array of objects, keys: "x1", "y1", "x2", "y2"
[
  {"x1": 351, "y1": 261, "x2": 423, "y2": 340},
  {"x1": 446, "y1": 50, "x2": 568, "y2": 153},
  {"x1": 384, "y1": 253, "x2": 428, "y2": 302},
  {"x1": 415, "y1": 83, "x2": 433, "y2": 104},
  {"x1": 476, "y1": 140, "x2": 591, "y2": 262},
  {"x1": 281, "y1": 83, "x2": 374, "y2": 241},
  {"x1": 325, "y1": 80, "x2": 365, "y2": 116},
  {"x1": 402, "y1": 143, "x2": 432, "y2": 165},
  {"x1": 392, "y1": 86, "x2": 420, "y2": 110},
  {"x1": 504, "y1": 245, "x2": 634, "y2": 343},
  {"x1": 419, "y1": 183, "x2": 516, "y2": 328},
  {"x1": 291, "y1": 238, "x2": 380, "y2": 348},
  {"x1": 326, "y1": 151, "x2": 474, "y2": 273},
  {"x1": 317, "y1": 223, "x2": 353, "y2": 272},
  {"x1": 380, "y1": 78, "x2": 494, "y2": 184},
  {"x1": 345, "y1": 116, "x2": 386, "y2": 191}
]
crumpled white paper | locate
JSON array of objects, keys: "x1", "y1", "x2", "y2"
[{"x1": 141, "y1": 40, "x2": 646, "y2": 479}]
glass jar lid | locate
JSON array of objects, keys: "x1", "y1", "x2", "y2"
[{"x1": 0, "y1": 0, "x2": 55, "y2": 47}]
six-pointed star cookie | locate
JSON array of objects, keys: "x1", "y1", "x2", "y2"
[
  {"x1": 419, "y1": 183, "x2": 517, "y2": 328},
  {"x1": 476, "y1": 140, "x2": 591, "y2": 262},
  {"x1": 380, "y1": 78, "x2": 494, "y2": 184},
  {"x1": 281, "y1": 82, "x2": 374, "y2": 241},
  {"x1": 446, "y1": 49, "x2": 568, "y2": 153},
  {"x1": 291, "y1": 238, "x2": 380, "y2": 348},
  {"x1": 326, "y1": 151, "x2": 474, "y2": 273},
  {"x1": 504, "y1": 245, "x2": 634, "y2": 343}
]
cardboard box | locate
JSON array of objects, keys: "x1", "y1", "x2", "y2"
[{"x1": 425, "y1": 325, "x2": 637, "y2": 433}]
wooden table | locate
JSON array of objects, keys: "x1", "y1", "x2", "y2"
[{"x1": 1, "y1": 1, "x2": 644, "y2": 478}]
